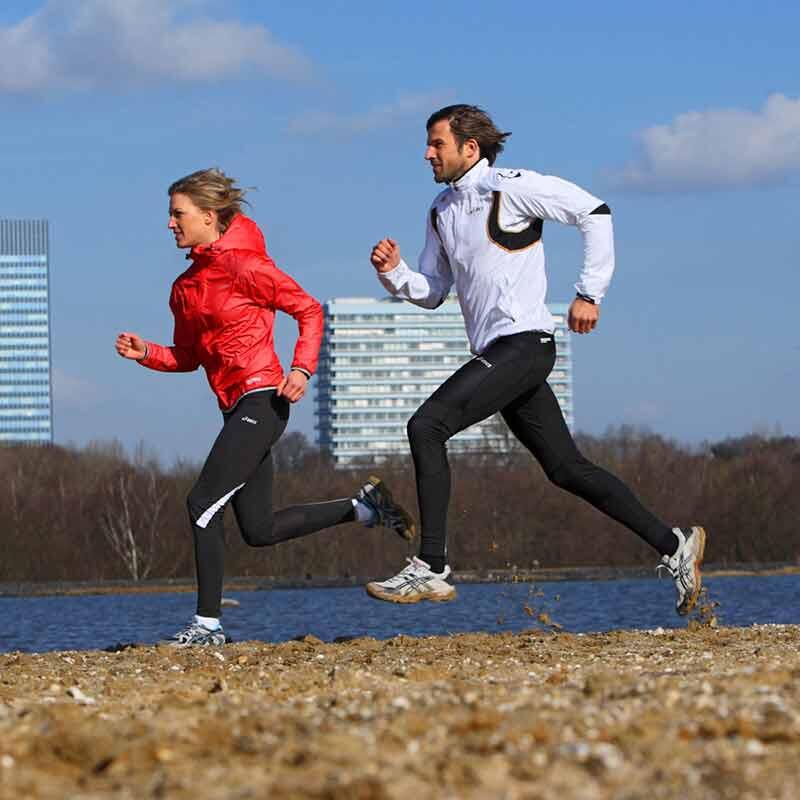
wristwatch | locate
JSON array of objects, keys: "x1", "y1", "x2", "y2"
[{"x1": 575, "y1": 292, "x2": 596, "y2": 305}]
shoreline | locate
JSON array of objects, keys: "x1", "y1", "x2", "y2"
[{"x1": 1, "y1": 561, "x2": 798, "y2": 598}]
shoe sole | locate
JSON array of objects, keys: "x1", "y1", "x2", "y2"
[
  {"x1": 365, "y1": 583, "x2": 457, "y2": 604},
  {"x1": 678, "y1": 526, "x2": 707, "y2": 616},
  {"x1": 367, "y1": 475, "x2": 417, "y2": 541}
]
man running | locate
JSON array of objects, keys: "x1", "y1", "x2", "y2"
[{"x1": 367, "y1": 104, "x2": 705, "y2": 615}]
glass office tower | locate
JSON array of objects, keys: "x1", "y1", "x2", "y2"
[
  {"x1": 0, "y1": 220, "x2": 53, "y2": 443},
  {"x1": 315, "y1": 297, "x2": 573, "y2": 466}
]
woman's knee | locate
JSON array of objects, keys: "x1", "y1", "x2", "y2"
[
  {"x1": 236, "y1": 515, "x2": 276, "y2": 547},
  {"x1": 187, "y1": 486, "x2": 210, "y2": 527}
]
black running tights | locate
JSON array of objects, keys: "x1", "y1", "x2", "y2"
[
  {"x1": 406, "y1": 331, "x2": 676, "y2": 567},
  {"x1": 188, "y1": 391, "x2": 353, "y2": 617}
]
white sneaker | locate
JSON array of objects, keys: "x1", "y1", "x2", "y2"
[
  {"x1": 164, "y1": 620, "x2": 228, "y2": 647},
  {"x1": 366, "y1": 556, "x2": 456, "y2": 604},
  {"x1": 657, "y1": 526, "x2": 707, "y2": 616}
]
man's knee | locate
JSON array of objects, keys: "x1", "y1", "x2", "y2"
[
  {"x1": 407, "y1": 401, "x2": 459, "y2": 448},
  {"x1": 547, "y1": 455, "x2": 602, "y2": 498},
  {"x1": 547, "y1": 458, "x2": 586, "y2": 492}
]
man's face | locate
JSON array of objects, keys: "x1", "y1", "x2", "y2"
[{"x1": 425, "y1": 119, "x2": 475, "y2": 183}]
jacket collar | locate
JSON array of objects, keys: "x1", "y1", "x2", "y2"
[
  {"x1": 450, "y1": 158, "x2": 489, "y2": 191},
  {"x1": 188, "y1": 214, "x2": 267, "y2": 260}
]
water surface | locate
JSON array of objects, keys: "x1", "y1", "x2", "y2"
[{"x1": 1, "y1": 574, "x2": 798, "y2": 653}]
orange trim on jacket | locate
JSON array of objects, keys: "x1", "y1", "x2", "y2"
[{"x1": 139, "y1": 214, "x2": 323, "y2": 410}]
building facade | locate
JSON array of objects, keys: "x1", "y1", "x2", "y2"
[
  {"x1": 0, "y1": 220, "x2": 53, "y2": 443},
  {"x1": 314, "y1": 297, "x2": 572, "y2": 466}
]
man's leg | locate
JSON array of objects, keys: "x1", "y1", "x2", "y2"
[
  {"x1": 501, "y1": 381, "x2": 678, "y2": 554},
  {"x1": 501, "y1": 383, "x2": 706, "y2": 614},
  {"x1": 367, "y1": 333, "x2": 555, "y2": 603},
  {"x1": 406, "y1": 333, "x2": 553, "y2": 567}
]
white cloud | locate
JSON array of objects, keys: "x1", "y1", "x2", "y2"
[
  {"x1": 613, "y1": 94, "x2": 800, "y2": 191},
  {"x1": 0, "y1": 0, "x2": 312, "y2": 93},
  {"x1": 288, "y1": 91, "x2": 453, "y2": 135}
]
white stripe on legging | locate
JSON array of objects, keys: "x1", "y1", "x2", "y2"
[{"x1": 195, "y1": 482, "x2": 245, "y2": 529}]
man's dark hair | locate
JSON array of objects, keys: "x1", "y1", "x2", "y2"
[{"x1": 426, "y1": 104, "x2": 511, "y2": 166}]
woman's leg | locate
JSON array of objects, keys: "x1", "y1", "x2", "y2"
[
  {"x1": 231, "y1": 452, "x2": 354, "y2": 547},
  {"x1": 186, "y1": 393, "x2": 290, "y2": 618},
  {"x1": 188, "y1": 391, "x2": 363, "y2": 618}
]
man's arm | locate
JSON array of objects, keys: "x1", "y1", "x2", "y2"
[
  {"x1": 505, "y1": 172, "x2": 615, "y2": 333},
  {"x1": 370, "y1": 208, "x2": 454, "y2": 309}
]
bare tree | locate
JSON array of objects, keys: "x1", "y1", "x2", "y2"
[{"x1": 100, "y1": 465, "x2": 168, "y2": 581}]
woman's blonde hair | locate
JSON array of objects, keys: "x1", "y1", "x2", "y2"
[{"x1": 168, "y1": 168, "x2": 250, "y2": 232}]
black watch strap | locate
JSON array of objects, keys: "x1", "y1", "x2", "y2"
[{"x1": 575, "y1": 292, "x2": 596, "y2": 305}]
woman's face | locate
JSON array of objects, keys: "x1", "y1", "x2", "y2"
[{"x1": 168, "y1": 192, "x2": 220, "y2": 249}]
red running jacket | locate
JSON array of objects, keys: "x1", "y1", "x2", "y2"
[{"x1": 139, "y1": 214, "x2": 323, "y2": 411}]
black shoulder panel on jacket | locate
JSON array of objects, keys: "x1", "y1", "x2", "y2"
[
  {"x1": 590, "y1": 203, "x2": 611, "y2": 215},
  {"x1": 487, "y1": 191, "x2": 543, "y2": 251},
  {"x1": 430, "y1": 207, "x2": 440, "y2": 236}
]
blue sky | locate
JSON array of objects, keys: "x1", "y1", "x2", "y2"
[{"x1": 1, "y1": 0, "x2": 798, "y2": 462}]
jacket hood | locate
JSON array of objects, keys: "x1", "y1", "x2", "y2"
[{"x1": 190, "y1": 214, "x2": 266, "y2": 260}]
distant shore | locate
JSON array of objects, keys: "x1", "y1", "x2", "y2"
[{"x1": 2, "y1": 562, "x2": 798, "y2": 598}]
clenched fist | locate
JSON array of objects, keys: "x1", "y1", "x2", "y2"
[
  {"x1": 115, "y1": 332, "x2": 147, "y2": 360},
  {"x1": 370, "y1": 238, "x2": 401, "y2": 273}
]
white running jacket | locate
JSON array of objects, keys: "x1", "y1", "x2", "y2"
[{"x1": 378, "y1": 158, "x2": 614, "y2": 354}]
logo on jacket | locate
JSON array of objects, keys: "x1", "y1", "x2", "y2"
[
  {"x1": 497, "y1": 170, "x2": 522, "y2": 179},
  {"x1": 241, "y1": 416, "x2": 258, "y2": 425},
  {"x1": 245, "y1": 376, "x2": 262, "y2": 385}
]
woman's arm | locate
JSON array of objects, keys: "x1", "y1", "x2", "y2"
[
  {"x1": 243, "y1": 254, "x2": 324, "y2": 379},
  {"x1": 118, "y1": 287, "x2": 201, "y2": 372}
]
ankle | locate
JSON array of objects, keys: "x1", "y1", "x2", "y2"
[
  {"x1": 194, "y1": 614, "x2": 221, "y2": 630},
  {"x1": 420, "y1": 554, "x2": 446, "y2": 574},
  {"x1": 353, "y1": 498, "x2": 376, "y2": 524}
]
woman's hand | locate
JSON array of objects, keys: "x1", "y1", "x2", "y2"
[
  {"x1": 277, "y1": 369, "x2": 309, "y2": 403},
  {"x1": 115, "y1": 332, "x2": 147, "y2": 360}
]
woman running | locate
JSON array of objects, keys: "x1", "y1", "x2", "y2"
[{"x1": 116, "y1": 168, "x2": 414, "y2": 645}]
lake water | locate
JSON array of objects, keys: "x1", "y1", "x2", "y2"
[{"x1": 1, "y1": 574, "x2": 799, "y2": 653}]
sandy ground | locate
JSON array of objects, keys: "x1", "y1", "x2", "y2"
[{"x1": 1, "y1": 619, "x2": 800, "y2": 800}]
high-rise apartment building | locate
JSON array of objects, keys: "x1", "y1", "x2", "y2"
[
  {"x1": 0, "y1": 220, "x2": 53, "y2": 443},
  {"x1": 314, "y1": 297, "x2": 572, "y2": 466}
]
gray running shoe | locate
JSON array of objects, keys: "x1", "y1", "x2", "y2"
[
  {"x1": 366, "y1": 556, "x2": 456, "y2": 604},
  {"x1": 657, "y1": 526, "x2": 707, "y2": 616},
  {"x1": 165, "y1": 620, "x2": 227, "y2": 647},
  {"x1": 357, "y1": 475, "x2": 416, "y2": 541}
]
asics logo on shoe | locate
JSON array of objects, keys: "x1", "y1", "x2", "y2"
[{"x1": 241, "y1": 416, "x2": 258, "y2": 425}]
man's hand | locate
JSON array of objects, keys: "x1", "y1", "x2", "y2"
[
  {"x1": 568, "y1": 298, "x2": 599, "y2": 334},
  {"x1": 277, "y1": 369, "x2": 309, "y2": 403},
  {"x1": 115, "y1": 332, "x2": 147, "y2": 360},
  {"x1": 370, "y1": 238, "x2": 401, "y2": 273}
]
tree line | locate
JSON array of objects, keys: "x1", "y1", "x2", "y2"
[{"x1": 0, "y1": 428, "x2": 798, "y2": 584}]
